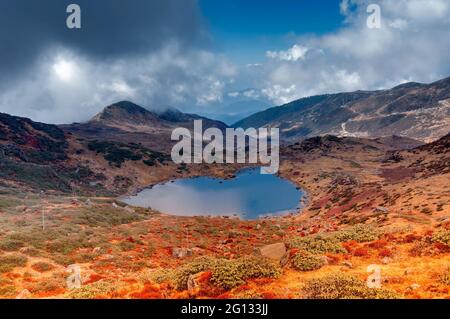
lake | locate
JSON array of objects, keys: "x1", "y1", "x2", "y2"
[{"x1": 122, "y1": 168, "x2": 305, "y2": 219}]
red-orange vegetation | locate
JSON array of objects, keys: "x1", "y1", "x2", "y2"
[
  {"x1": 261, "y1": 291, "x2": 277, "y2": 299},
  {"x1": 404, "y1": 234, "x2": 422, "y2": 243},
  {"x1": 353, "y1": 247, "x2": 369, "y2": 257},
  {"x1": 130, "y1": 284, "x2": 163, "y2": 299},
  {"x1": 85, "y1": 274, "x2": 106, "y2": 284},
  {"x1": 378, "y1": 248, "x2": 393, "y2": 257},
  {"x1": 342, "y1": 240, "x2": 359, "y2": 253},
  {"x1": 367, "y1": 239, "x2": 388, "y2": 249}
]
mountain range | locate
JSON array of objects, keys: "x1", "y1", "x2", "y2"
[{"x1": 234, "y1": 77, "x2": 450, "y2": 142}]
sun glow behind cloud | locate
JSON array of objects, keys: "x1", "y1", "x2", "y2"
[{"x1": 53, "y1": 59, "x2": 78, "y2": 82}]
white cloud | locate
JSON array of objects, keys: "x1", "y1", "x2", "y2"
[
  {"x1": 227, "y1": 91, "x2": 240, "y2": 98},
  {"x1": 242, "y1": 89, "x2": 260, "y2": 99},
  {"x1": 266, "y1": 44, "x2": 309, "y2": 62},
  {"x1": 256, "y1": 0, "x2": 450, "y2": 104},
  {"x1": 262, "y1": 84, "x2": 298, "y2": 105},
  {"x1": 405, "y1": 0, "x2": 448, "y2": 22},
  {"x1": 0, "y1": 42, "x2": 236, "y2": 123},
  {"x1": 388, "y1": 18, "x2": 408, "y2": 29}
]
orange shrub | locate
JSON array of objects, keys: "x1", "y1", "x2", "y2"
[
  {"x1": 368, "y1": 240, "x2": 388, "y2": 249},
  {"x1": 324, "y1": 254, "x2": 341, "y2": 264},
  {"x1": 85, "y1": 274, "x2": 106, "y2": 284},
  {"x1": 378, "y1": 248, "x2": 393, "y2": 257},
  {"x1": 130, "y1": 284, "x2": 163, "y2": 299},
  {"x1": 404, "y1": 234, "x2": 421, "y2": 243},
  {"x1": 353, "y1": 247, "x2": 369, "y2": 257},
  {"x1": 342, "y1": 240, "x2": 359, "y2": 253},
  {"x1": 262, "y1": 291, "x2": 277, "y2": 299}
]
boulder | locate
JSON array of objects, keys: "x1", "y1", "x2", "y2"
[
  {"x1": 342, "y1": 261, "x2": 353, "y2": 269},
  {"x1": 187, "y1": 273, "x2": 201, "y2": 293},
  {"x1": 374, "y1": 206, "x2": 389, "y2": 213},
  {"x1": 409, "y1": 283, "x2": 421, "y2": 290},
  {"x1": 124, "y1": 206, "x2": 135, "y2": 213},
  {"x1": 16, "y1": 289, "x2": 31, "y2": 299},
  {"x1": 172, "y1": 247, "x2": 193, "y2": 258},
  {"x1": 258, "y1": 243, "x2": 286, "y2": 261}
]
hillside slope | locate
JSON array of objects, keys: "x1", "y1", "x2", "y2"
[
  {"x1": 62, "y1": 101, "x2": 227, "y2": 152},
  {"x1": 234, "y1": 77, "x2": 450, "y2": 142}
]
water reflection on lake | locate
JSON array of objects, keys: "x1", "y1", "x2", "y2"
[{"x1": 122, "y1": 168, "x2": 305, "y2": 219}]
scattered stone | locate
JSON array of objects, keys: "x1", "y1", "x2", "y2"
[
  {"x1": 85, "y1": 199, "x2": 92, "y2": 207},
  {"x1": 409, "y1": 283, "x2": 421, "y2": 290},
  {"x1": 101, "y1": 254, "x2": 115, "y2": 261},
  {"x1": 258, "y1": 243, "x2": 286, "y2": 261},
  {"x1": 256, "y1": 224, "x2": 261, "y2": 230},
  {"x1": 374, "y1": 206, "x2": 389, "y2": 213},
  {"x1": 342, "y1": 261, "x2": 353, "y2": 269},
  {"x1": 172, "y1": 247, "x2": 193, "y2": 258},
  {"x1": 382, "y1": 256, "x2": 392, "y2": 264},
  {"x1": 124, "y1": 206, "x2": 135, "y2": 213},
  {"x1": 191, "y1": 247, "x2": 204, "y2": 254},
  {"x1": 112, "y1": 202, "x2": 119, "y2": 209},
  {"x1": 187, "y1": 272, "x2": 205, "y2": 293},
  {"x1": 16, "y1": 289, "x2": 31, "y2": 299},
  {"x1": 279, "y1": 252, "x2": 290, "y2": 267},
  {"x1": 92, "y1": 247, "x2": 102, "y2": 254},
  {"x1": 320, "y1": 255, "x2": 332, "y2": 265}
]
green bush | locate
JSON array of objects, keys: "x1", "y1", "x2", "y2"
[
  {"x1": 0, "y1": 197, "x2": 21, "y2": 210},
  {"x1": 66, "y1": 280, "x2": 117, "y2": 299},
  {"x1": 291, "y1": 251, "x2": 325, "y2": 271},
  {"x1": 119, "y1": 241, "x2": 136, "y2": 251},
  {"x1": 335, "y1": 224, "x2": 380, "y2": 243},
  {"x1": 211, "y1": 256, "x2": 280, "y2": 290},
  {"x1": 173, "y1": 257, "x2": 215, "y2": 290},
  {"x1": 75, "y1": 206, "x2": 149, "y2": 227},
  {"x1": 0, "y1": 254, "x2": 28, "y2": 273},
  {"x1": 301, "y1": 273, "x2": 399, "y2": 299},
  {"x1": 439, "y1": 268, "x2": 450, "y2": 285},
  {"x1": 145, "y1": 268, "x2": 176, "y2": 284},
  {"x1": 432, "y1": 230, "x2": 450, "y2": 247},
  {"x1": 31, "y1": 262, "x2": 54, "y2": 272},
  {"x1": 0, "y1": 285, "x2": 17, "y2": 297},
  {"x1": 0, "y1": 238, "x2": 25, "y2": 251},
  {"x1": 47, "y1": 238, "x2": 85, "y2": 254},
  {"x1": 171, "y1": 256, "x2": 281, "y2": 291},
  {"x1": 288, "y1": 235, "x2": 345, "y2": 254}
]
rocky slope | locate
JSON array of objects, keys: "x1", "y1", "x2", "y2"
[
  {"x1": 62, "y1": 101, "x2": 227, "y2": 152},
  {"x1": 234, "y1": 77, "x2": 450, "y2": 143}
]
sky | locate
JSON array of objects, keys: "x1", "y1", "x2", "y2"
[{"x1": 0, "y1": 0, "x2": 449, "y2": 124}]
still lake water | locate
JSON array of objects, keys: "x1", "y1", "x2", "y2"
[{"x1": 122, "y1": 168, "x2": 305, "y2": 220}]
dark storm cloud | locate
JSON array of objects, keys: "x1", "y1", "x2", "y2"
[{"x1": 0, "y1": 0, "x2": 207, "y2": 81}]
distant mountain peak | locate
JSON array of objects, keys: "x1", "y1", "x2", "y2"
[{"x1": 90, "y1": 101, "x2": 160, "y2": 125}]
